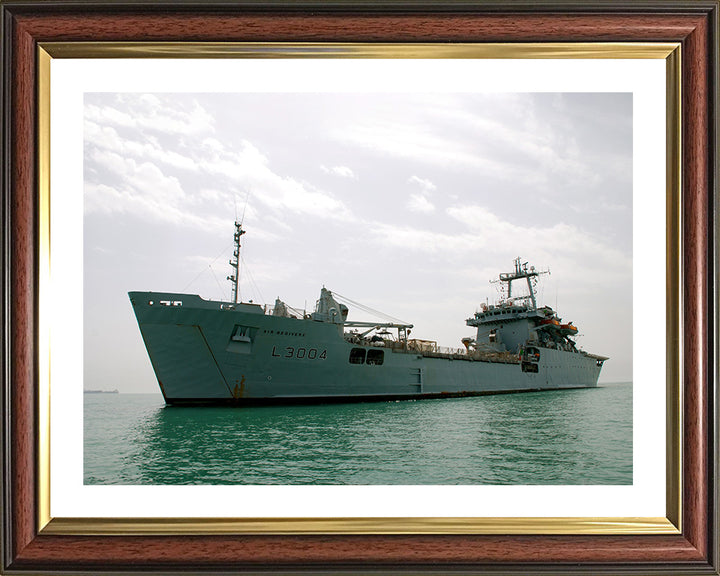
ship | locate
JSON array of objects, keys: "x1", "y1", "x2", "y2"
[{"x1": 129, "y1": 222, "x2": 607, "y2": 406}]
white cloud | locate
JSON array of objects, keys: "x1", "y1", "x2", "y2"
[
  {"x1": 84, "y1": 96, "x2": 216, "y2": 136},
  {"x1": 370, "y1": 204, "x2": 631, "y2": 287},
  {"x1": 321, "y1": 165, "x2": 357, "y2": 179},
  {"x1": 338, "y1": 119, "x2": 555, "y2": 189},
  {"x1": 84, "y1": 96, "x2": 354, "y2": 228},
  {"x1": 202, "y1": 141, "x2": 352, "y2": 221},
  {"x1": 341, "y1": 122, "x2": 478, "y2": 168},
  {"x1": 406, "y1": 176, "x2": 437, "y2": 212},
  {"x1": 334, "y1": 94, "x2": 618, "y2": 195},
  {"x1": 446, "y1": 205, "x2": 630, "y2": 263},
  {"x1": 408, "y1": 175, "x2": 437, "y2": 193},
  {"x1": 85, "y1": 121, "x2": 199, "y2": 173},
  {"x1": 369, "y1": 222, "x2": 467, "y2": 254},
  {"x1": 87, "y1": 148, "x2": 186, "y2": 200},
  {"x1": 407, "y1": 193, "x2": 435, "y2": 213},
  {"x1": 84, "y1": 181, "x2": 227, "y2": 231}
]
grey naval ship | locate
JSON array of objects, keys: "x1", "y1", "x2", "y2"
[{"x1": 130, "y1": 222, "x2": 607, "y2": 405}]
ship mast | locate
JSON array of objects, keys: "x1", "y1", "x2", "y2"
[
  {"x1": 496, "y1": 257, "x2": 549, "y2": 310},
  {"x1": 227, "y1": 221, "x2": 246, "y2": 304}
]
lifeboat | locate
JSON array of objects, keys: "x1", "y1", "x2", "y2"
[{"x1": 559, "y1": 322, "x2": 578, "y2": 335}]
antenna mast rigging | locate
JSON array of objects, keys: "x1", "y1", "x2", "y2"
[
  {"x1": 493, "y1": 257, "x2": 549, "y2": 309},
  {"x1": 227, "y1": 221, "x2": 245, "y2": 304}
]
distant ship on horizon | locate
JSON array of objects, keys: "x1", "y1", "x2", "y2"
[{"x1": 130, "y1": 221, "x2": 607, "y2": 406}]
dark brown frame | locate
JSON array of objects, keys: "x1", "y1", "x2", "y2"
[{"x1": 1, "y1": 1, "x2": 717, "y2": 573}]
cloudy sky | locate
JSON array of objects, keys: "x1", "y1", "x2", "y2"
[{"x1": 83, "y1": 92, "x2": 632, "y2": 393}]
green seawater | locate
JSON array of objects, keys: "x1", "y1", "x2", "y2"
[{"x1": 84, "y1": 382, "x2": 632, "y2": 485}]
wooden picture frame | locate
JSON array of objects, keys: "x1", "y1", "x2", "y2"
[{"x1": 2, "y1": 1, "x2": 717, "y2": 573}]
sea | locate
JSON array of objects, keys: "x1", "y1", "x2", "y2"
[{"x1": 84, "y1": 382, "x2": 632, "y2": 485}]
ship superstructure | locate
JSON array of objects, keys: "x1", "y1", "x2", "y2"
[
  {"x1": 129, "y1": 223, "x2": 607, "y2": 405},
  {"x1": 464, "y1": 258, "x2": 588, "y2": 374}
]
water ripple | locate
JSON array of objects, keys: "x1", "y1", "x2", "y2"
[{"x1": 85, "y1": 383, "x2": 632, "y2": 485}]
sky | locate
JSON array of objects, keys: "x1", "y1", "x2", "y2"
[{"x1": 83, "y1": 92, "x2": 632, "y2": 393}]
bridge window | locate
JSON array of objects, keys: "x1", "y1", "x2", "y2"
[
  {"x1": 349, "y1": 348, "x2": 366, "y2": 364},
  {"x1": 366, "y1": 349, "x2": 384, "y2": 365}
]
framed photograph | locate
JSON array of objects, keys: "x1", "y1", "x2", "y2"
[{"x1": 2, "y1": 1, "x2": 717, "y2": 574}]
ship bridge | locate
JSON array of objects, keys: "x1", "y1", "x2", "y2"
[
  {"x1": 467, "y1": 304, "x2": 551, "y2": 327},
  {"x1": 465, "y1": 258, "x2": 553, "y2": 353}
]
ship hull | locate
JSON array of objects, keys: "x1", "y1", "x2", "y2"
[{"x1": 130, "y1": 292, "x2": 603, "y2": 405}]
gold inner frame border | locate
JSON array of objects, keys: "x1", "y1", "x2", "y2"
[{"x1": 36, "y1": 41, "x2": 682, "y2": 536}]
